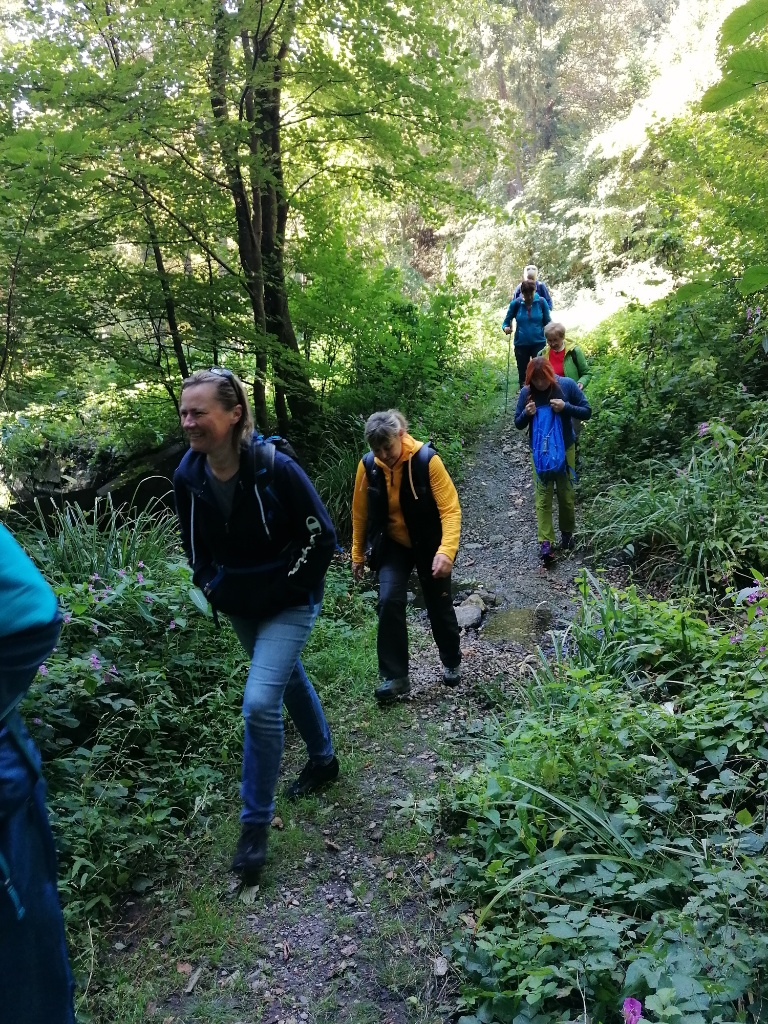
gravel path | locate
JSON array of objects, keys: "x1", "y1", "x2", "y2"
[
  {"x1": 407, "y1": 411, "x2": 585, "y2": 695},
  {"x1": 147, "y1": 413, "x2": 588, "y2": 1024}
]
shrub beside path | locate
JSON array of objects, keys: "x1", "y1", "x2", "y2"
[{"x1": 94, "y1": 414, "x2": 587, "y2": 1024}]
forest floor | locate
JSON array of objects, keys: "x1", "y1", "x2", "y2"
[{"x1": 95, "y1": 411, "x2": 588, "y2": 1024}]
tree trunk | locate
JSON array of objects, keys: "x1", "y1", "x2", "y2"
[
  {"x1": 209, "y1": 1, "x2": 317, "y2": 432},
  {"x1": 210, "y1": 2, "x2": 270, "y2": 430},
  {"x1": 142, "y1": 201, "x2": 190, "y2": 381},
  {"x1": 257, "y1": 41, "x2": 317, "y2": 427}
]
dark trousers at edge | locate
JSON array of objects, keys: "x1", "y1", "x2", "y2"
[
  {"x1": 376, "y1": 541, "x2": 461, "y2": 680},
  {"x1": 0, "y1": 617, "x2": 76, "y2": 1024}
]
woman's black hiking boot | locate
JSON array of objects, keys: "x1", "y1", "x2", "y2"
[{"x1": 230, "y1": 823, "x2": 268, "y2": 883}]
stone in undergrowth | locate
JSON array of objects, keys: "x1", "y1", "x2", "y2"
[
  {"x1": 464, "y1": 542, "x2": 483, "y2": 550},
  {"x1": 463, "y1": 593, "x2": 487, "y2": 612},
  {"x1": 455, "y1": 604, "x2": 482, "y2": 628},
  {"x1": 489, "y1": 534, "x2": 505, "y2": 545},
  {"x1": 433, "y1": 955, "x2": 449, "y2": 977}
]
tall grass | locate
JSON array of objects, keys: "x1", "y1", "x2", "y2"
[
  {"x1": 586, "y1": 421, "x2": 768, "y2": 593},
  {"x1": 27, "y1": 493, "x2": 180, "y2": 582}
]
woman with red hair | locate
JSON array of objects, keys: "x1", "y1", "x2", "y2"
[{"x1": 514, "y1": 357, "x2": 591, "y2": 562}]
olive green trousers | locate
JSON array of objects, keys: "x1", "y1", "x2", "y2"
[{"x1": 532, "y1": 445, "x2": 576, "y2": 544}]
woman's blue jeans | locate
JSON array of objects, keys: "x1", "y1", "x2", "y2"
[{"x1": 228, "y1": 601, "x2": 334, "y2": 826}]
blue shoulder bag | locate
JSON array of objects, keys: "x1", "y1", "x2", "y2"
[{"x1": 531, "y1": 397, "x2": 567, "y2": 483}]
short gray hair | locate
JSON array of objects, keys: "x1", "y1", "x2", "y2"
[
  {"x1": 544, "y1": 321, "x2": 565, "y2": 340},
  {"x1": 364, "y1": 409, "x2": 408, "y2": 449},
  {"x1": 524, "y1": 264, "x2": 538, "y2": 281}
]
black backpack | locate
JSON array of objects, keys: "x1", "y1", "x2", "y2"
[{"x1": 251, "y1": 433, "x2": 300, "y2": 483}]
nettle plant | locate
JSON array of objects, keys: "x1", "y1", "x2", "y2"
[{"x1": 445, "y1": 576, "x2": 768, "y2": 1024}]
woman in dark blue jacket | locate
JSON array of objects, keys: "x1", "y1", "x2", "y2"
[
  {"x1": 502, "y1": 279, "x2": 552, "y2": 386},
  {"x1": 173, "y1": 369, "x2": 338, "y2": 883}
]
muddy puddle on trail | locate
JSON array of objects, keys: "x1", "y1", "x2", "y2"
[{"x1": 481, "y1": 605, "x2": 552, "y2": 648}]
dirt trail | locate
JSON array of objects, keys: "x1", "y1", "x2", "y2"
[{"x1": 153, "y1": 413, "x2": 586, "y2": 1024}]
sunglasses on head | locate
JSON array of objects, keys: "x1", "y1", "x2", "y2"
[{"x1": 209, "y1": 366, "x2": 234, "y2": 379}]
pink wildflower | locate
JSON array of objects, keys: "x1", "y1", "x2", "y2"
[
  {"x1": 137, "y1": 572, "x2": 144, "y2": 584},
  {"x1": 623, "y1": 998, "x2": 643, "y2": 1024},
  {"x1": 169, "y1": 620, "x2": 176, "y2": 629},
  {"x1": 38, "y1": 664, "x2": 48, "y2": 676}
]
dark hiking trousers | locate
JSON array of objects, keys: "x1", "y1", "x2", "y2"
[
  {"x1": 377, "y1": 541, "x2": 461, "y2": 681},
  {"x1": 515, "y1": 343, "x2": 541, "y2": 387},
  {"x1": 0, "y1": 619, "x2": 76, "y2": 1024}
]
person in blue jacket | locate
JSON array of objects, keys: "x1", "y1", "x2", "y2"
[
  {"x1": 0, "y1": 523, "x2": 76, "y2": 1024},
  {"x1": 173, "y1": 369, "x2": 339, "y2": 883},
  {"x1": 514, "y1": 357, "x2": 591, "y2": 562},
  {"x1": 512, "y1": 264, "x2": 553, "y2": 310},
  {"x1": 503, "y1": 278, "x2": 552, "y2": 387}
]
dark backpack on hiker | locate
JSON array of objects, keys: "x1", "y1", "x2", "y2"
[
  {"x1": 531, "y1": 400, "x2": 567, "y2": 483},
  {"x1": 191, "y1": 432, "x2": 328, "y2": 621}
]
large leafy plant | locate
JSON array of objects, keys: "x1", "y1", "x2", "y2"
[{"x1": 444, "y1": 575, "x2": 768, "y2": 1024}]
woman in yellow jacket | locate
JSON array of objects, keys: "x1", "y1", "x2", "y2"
[{"x1": 351, "y1": 410, "x2": 462, "y2": 702}]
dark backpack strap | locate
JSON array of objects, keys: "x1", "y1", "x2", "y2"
[
  {"x1": 362, "y1": 450, "x2": 376, "y2": 482},
  {"x1": 4, "y1": 715, "x2": 41, "y2": 782},
  {"x1": 412, "y1": 441, "x2": 435, "y2": 490},
  {"x1": 251, "y1": 435, "x2": 276, "y2": 485}
]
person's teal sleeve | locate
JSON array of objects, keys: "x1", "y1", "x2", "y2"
[{"x1": 0, "y1": 524, "x2": 58, "y2": 638}]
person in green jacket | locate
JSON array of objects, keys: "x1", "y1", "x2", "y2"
[
  {"x1": 540, "y1": 322, "x2": 591, "y2": 437},
  {"x1": 540, "y1": 322, "x2": 591, "y2": 388}
]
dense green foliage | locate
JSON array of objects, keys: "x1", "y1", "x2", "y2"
[
  {"x1": 577, "y1": 285, "x2": 768, "y2": 591},
  {"x1": 445, "y1": 574, "x2": 768, "y2": 1023},
  {"x1": 21, "y1": 499, "x2": 239, "y2": 922},
  {"x1": 0, "y1": 0, "x2": 486, "y2": 438},
  {"x1": 16, "y1": 498, "x2": 378, "y2": 929}
]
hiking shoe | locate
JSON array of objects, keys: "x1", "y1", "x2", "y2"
[
  {"x1": 561, "y1": 532, "x2": 574, "y2": 551},
  {"x1": 374, "y1": 676, "x2": 411, "y2": 702},
  {"x1": 285, "y1": 756, "x2": 340, "y2": 800},
  {"x1": 442, "y1": 665, "x2": 462, "y2": 687},
  {"x1": 230, "y1": 823, "x2": 268, "y2": 882},
  {"x1": 540, "y1": 540, "x2": 553, "y2": 561}
]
